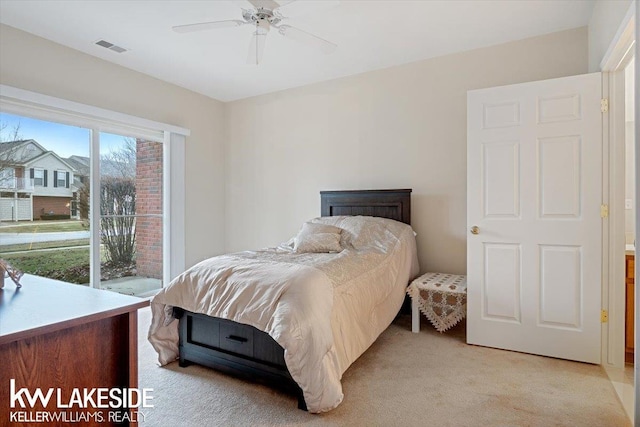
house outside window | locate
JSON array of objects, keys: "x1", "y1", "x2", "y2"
[
  {"x1": 34, "y1": 168, "x2": 44, "y2": 186},
  {"x1": 56, "y1": 169, "x2": 66, "y2": 188}
]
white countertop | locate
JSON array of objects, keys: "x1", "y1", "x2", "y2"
[{"x1": 626, "y1": 244, "x2": 635, "y2": 256}]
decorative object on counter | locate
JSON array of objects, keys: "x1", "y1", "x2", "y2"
[
  {"x1": 0, "y1": 259, "x2": 23, "y2": 289},
  {"x1": 408, "y1": 272, "x2": 467, "y2": 333}
]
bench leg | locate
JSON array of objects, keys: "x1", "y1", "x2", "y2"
[{"x1": 411, "y1": 297, "x2": 420, "y2": 333}]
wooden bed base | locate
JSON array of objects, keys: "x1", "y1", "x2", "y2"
[{"x1": 177, "y1": 189, "x2": 412, "y2": 410}]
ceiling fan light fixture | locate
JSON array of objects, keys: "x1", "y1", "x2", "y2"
[{"x1": 256, "y1": 19, "x2": 270, "y2": 34}]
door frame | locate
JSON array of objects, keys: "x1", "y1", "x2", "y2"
[{"x1": 600, "y1": 1, "x2": 636, "y2": 370}]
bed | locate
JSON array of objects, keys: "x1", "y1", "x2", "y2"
[{"x1": 148, "y1": 189, "x2": 418, "y2": 413}]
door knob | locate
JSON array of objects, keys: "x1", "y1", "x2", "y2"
[{"x1": 470, "y1": 226, "x2": 479, "y2": 235}]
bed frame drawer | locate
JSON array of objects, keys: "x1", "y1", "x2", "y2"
[
  {"x1": 188, "y1": 313, "x2": 220, "y2": 348},
  {"x1": 219, "y1": 320, "x2": 254, "y2": 358},
  {"x1": 175, "y1": 309, "x2": 286, "y2": 369},
  {"x1": 175, "y1": 308, "x2": 306, "y2": 410},
  {"x1": 253, "y1": 331, "x2": 287, "y2": 366}
]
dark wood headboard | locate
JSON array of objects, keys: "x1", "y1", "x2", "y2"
[{"x1": 320, "y1": 189, "x2": 412, "y2": 225}]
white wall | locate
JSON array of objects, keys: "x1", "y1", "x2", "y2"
[
  {"x1": 626, "y1": 57, "x2": 636, "y2": 244},
  {"x1": 224, "y1": 27, "x2": 589, "y2": 275},
  {"x1": 588, "y1": 0, "x2": 633, "y2": 71},
  {"x1": 0, "y1": 24, "x2": 226, "y2": 268}
]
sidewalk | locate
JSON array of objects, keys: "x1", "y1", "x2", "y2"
[{"x1": 0, "y1": 230, "x2": 90, "y2": 245}]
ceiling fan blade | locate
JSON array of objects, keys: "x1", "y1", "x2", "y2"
[
  {"x1": 276, "y1": 1, "x2": 339, "y2": 18},
  {"x1": 247, "y1": 30, "x2": 267, "y2": 65},
  {"x1": 278, "y1": 24, "x2": 336, "y2": 54},
  {"x1": 274, "y1": 0, "x2": 297, "y2": 8},
  {"x1": 247, "y1": 0, "x2": 280, "y2": 10},
  {"x1": 172, "y1": 20, "x2": 246, "y2": 33}
]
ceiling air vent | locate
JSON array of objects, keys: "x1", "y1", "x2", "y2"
[{"x1": 94, "y1": 39, "x2": 128, "y2": 53}]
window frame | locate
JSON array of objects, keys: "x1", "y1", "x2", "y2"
[
  {"x1": 33, "y1": 168, "x2": 44, "y2": 187},
  {"x1": 1, "y1": 84, "x2": 189, "y2": 289},
  {"x1": 56, "y1": 169, "x2": 66, "y2": 188}
]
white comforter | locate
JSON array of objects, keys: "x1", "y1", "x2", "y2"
[{"x1": 148, "y1": 216, "x2": 419, "y2": 413}]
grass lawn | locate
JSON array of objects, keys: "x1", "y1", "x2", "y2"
[
  {"x1": 0, "y1": 246, "x2": 111, "y2": 284},
  {"x1": 0, "y1": 238, "x2": 89, "y2": 253},
  {"x1": 1, "y1": 247, "x2": 90, "y2": 273},
  {"x1": 0, "y1": 220, "x2": 88, "y2": 234}
]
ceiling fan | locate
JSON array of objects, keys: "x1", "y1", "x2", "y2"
[{"x1": 172, "y1": 0, "x2": 338, "y2": 65}]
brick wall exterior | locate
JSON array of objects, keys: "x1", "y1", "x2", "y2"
[
  {"x1": 135, "y1": 140, "x2": 163, "y2": 280},
  {"x1": 33, "y1": 196, "x2": 71, "y2": 219}
]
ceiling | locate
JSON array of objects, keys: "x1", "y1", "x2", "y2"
[{"x1": 0, "y1": 0, "x2": 595, "y2": 102}]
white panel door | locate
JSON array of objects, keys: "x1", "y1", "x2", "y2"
[{"x1": 467, "y1": 73, "x2": 602, "y2": 364}]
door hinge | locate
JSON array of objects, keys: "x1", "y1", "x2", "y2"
[
  {"x1": 601, "y1": 310, "x2": 608, "y2": 323},
  {"x1": 600, "y1": 204, "x2": 609, "y2": 218},
  {"x1": 601, "y1": 98, "x2": 609, "y2": 113}
]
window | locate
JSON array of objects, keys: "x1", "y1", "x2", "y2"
[
  {"x1": 0, "y1": 85, "x2": 188, "y2": 293},
  {"x1": 100, "y1": 134, "x2": 164, "y2": 294},
  {"x1": 34, "y1": 168, "x2": 44, "y2": 186},
  {"x1": 57, "y1": 170, "x2": 66, "y2": 188}
]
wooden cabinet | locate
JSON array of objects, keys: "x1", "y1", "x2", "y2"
[
  {"x1": 0, "y1": 275, "x2": 148, "y2": 426},
  {"x1": 625, "y1": 254, "x2": 635, "y2": 364}
]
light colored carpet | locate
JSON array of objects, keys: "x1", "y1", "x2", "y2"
[{"x1": 137, "y1": 307, "x2": 630, "y2": 426}]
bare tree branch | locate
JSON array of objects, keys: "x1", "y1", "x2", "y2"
[
  {"x1": 99, "y1": 137, "x2": 138, "y2": 265},
  {"x1": 0, "y1": 121, "x2": 24, "y2": 175},
  {"x1": 100, "y1": 176, "x2": 136, "y2": 265},
  {"x1": 0, "y1": 121, "x2": 22, "y2": 142},
  {"x1": 101, "y1": 137, "x2": 136, "y2": 178}
]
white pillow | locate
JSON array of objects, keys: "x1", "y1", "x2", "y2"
[
  {"x1": 311, "y1": 215, "x2": 412, "y2": 250},
  {"x1": 293, "y1": 222, "x2": 343, "y2": 253}
]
